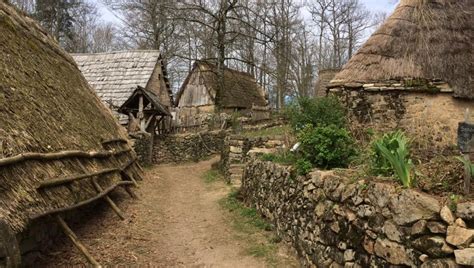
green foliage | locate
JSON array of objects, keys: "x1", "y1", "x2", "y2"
[
  {"x1": 285, "y1": 96, "x2": 347, "y2": 131},
  {"x1": 372, "y1": 131, "x2": 414, "y2": 187},
  {"x1": 202, "y1": 169, "x2": 221, "y2": 183},
  {"x1": 455, "y1": 156, "x2": 474, "y2": 177},
  {"x1": 295, "y1": 158, "x2": 312, "y2": 175},
  {"x1": 298, "y1": 124, "x2": 356, "y2": 169},
  {"x1": 370, "y1": 131, "x2": 406, "y2": 176}
]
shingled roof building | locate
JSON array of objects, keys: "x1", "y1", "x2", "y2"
[
  {"x1": 73, "y1": 51, "x2": 174, "y2": 125},
  {"x1": 175, "y1": 61, "x2": 268, "y2": 125},
  {"x1": 328, "y1": 0, "x2": 473, "y2": 149}
]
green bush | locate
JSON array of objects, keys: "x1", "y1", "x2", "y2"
[
  {"x1": 372, "y1": 130, "x2": 414, "y2": 187},
  {"x1": 285, "y1": 96, "x2": 347, "y2": 131},
  {"x1": 298, "y1": 124, "x2": 356, "y2": 169},
  {"x1": 295, "y1": 158, "x2": 313, "y2": 175}
]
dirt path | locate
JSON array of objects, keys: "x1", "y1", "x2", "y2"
[{"x1": 37, "y1": 157, "x2": 281, "y2": 267}]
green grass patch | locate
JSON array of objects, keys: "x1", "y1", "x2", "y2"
[
  {"x1": 219, "y1": 190, "x2": 292, "y2": 266},
  {"x1": 202, "y1": 169, "x2": 221, "y2": 183}
]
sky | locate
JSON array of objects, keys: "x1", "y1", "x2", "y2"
[{"x1": 96, "y1": 0, "x2": 399, "y2": 25}]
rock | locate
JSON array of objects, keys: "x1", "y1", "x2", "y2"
[
  {"x1": 440, "y1": 206, "x2": 455, "y2": 225},
  {"x1": 457, "y1": 202, "x2": 474, "y2": 220},
  {"x1": 344, "y1": 262, "x2": 361, "y2": 268},
  {"x1": 337, "y1": 242, "x2": 347, "y2": 250},
  {"x1": 412, "y1": 235, "x2": 452, "y2": 257},
  {"x1": 315, "y1": 202, "x2": 326, "y2": 217},
  {"x1": 427, "y1": 221, "x2": 447, "y2": 234},
  {"x1": 329, "y1": 261, "x2": 343, "y2": 268},
  {"x1": 363, "y1": 236, "x2": 375, "y2": 254},
  {"x1": 374, "y1": 238, "x2": 412, "y2": 266},
  {"x1": 454, "y1": 248, "x2": 474, "y2": 266},
  {"x1": 383, "y1": 220, "x2": 402, "y2": 242},
  {"x1": 390, "y1": 190, "x2": 440, "y2": 225},
  {"x1": 367, "y1": 183, "x2": 395, "y2": 208},
  {"x1": 341, "y1": 184, "x2": 357, "y2": 202},
  {"x1": 344, "y1": 249, "x2": 355, "y2": 262},
  {"x1": 356, "y1": 205, "x2": 375, "y2": 218},
  {"x1": 229, "y1": 146, "x2": 242, "y2": 153},
  {"x1": 330, "y1": 221, "x2": 341, "y2": 233},
  {"x1": 420, "y1": 258, "x2": 458, "y2": 268},
  {"x1": 419, "y1": 254, "x2": 429, "y2": 263},
  {"x1": 411, "y1": 220, "x2": 428, "y2": 235},
  {"x1": 454, "y1": 218, "x2": 467, "y2": 228},
  {"x1": 446, "y1": 226, "x2": 474, "y2": 247}
]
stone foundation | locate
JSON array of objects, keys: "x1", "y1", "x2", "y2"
[
  {"x1": 241, "y1": 159, "x2": 474, "y2": 267},
  {"x1": 152, "y1": 130, "x2": 226, "y2": 164}
]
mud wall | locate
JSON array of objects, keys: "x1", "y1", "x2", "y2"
[
  {"x1": 331, "y1": 90, "x2": 474, "y2": 149},
  {"x1": 152, "y1": 130, "x2": 226, "y2": 164},
  {"x1": 241, "y1": 159, "x2": 474, "y2": 267}
]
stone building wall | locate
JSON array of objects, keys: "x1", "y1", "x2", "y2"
[
  {"x1": 330, "y1": 89, "x2": 474, "y2": 149},
  {"x1": 314, "y1": 69, "x2": 340, "y2": 98},
  {"x1": 152, "y1": 130, "x2": 226, "y2": 164},
  {"x1": 241, "y1": 159, "x2": 474, "y2": 267}
]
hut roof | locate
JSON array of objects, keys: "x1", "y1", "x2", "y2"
[
  {"x1": 0, "y1": 2, "x2": 137, "y2": 232},
  {"x1": 72, "y1": 50, "x2": 173, "y2": 108},
  {"x1": 118, "y1": 86, "x2": 171, "y2": 116},
  {"x1": 176, "y1": 61, "x2": 267, "y2": 109},
  {"x1": 331, "y1": 0, "x2": 473, "y2": 99}
]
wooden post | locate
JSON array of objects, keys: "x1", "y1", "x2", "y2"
[
  {"x1": 138, "y1": 95, "x2": 145, "y2": 132},
  {"x1": 55, "y1": 215, "x2": 101, "y2": 267},
  {"x1": 91, "y1": 179, "x2": 125, "y2": 220}
]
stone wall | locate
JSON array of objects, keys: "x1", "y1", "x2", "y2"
[
  {"x1": 241, "y1": 159, "x2": 474, "y2": 267},
  {"x1": 130, "y1": 132, "x2": 153, "y2": 166},
  {"x1": 330, "y1": 90, "x2": 474, "y2": 149},
  {"x1": 315, "y1": 69, "x2": 340, "y2": 98},
  {"x1": 153, "y1": 130, "x2": 226, "y2": 164}
]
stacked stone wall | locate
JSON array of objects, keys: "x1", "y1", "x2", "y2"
[
  {"x1": 152, "y1": 130, "x2": 226, "y2": 164},
  {"x1": 242, "y1": 159, "x2": 474, "y2": 267}
]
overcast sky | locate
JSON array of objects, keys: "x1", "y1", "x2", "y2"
[{"x1": 96, "y1": 0, "x2": 399, "y2": 25}]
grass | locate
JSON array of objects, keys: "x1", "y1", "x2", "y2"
[
  {"x1": 219, "y1": 191, "x2": 292, "y2": 266},
  {"x1": 202, "y1": 169, "x2": 221, "y2": 184},
  {"x1": 241, "y1": 125, "x2": 291, "y2": 138}
]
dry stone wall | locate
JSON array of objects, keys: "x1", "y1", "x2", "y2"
[
  {"x1": 152, "y1": 130, "x2": 226, "y2": 164},
  {"x1": 241, "y1": 159, "x2": 474, "y2": 267}
]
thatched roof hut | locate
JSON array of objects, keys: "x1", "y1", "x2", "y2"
[
  {"x1": 330, "y1": 0, "x2": 473, "y2": 99},
  {"x1": 73, "y1": 50, "x2": 174, "y2": 124},
  {"x1": 314, "y1": 69, "x2": 340, "y2": 97},
  {"x1": 176, "y1": 61, "x2": 267, "y2": 110},
  {"x1": 0, "y1": 1, "x2": 140, "y2": 235}
]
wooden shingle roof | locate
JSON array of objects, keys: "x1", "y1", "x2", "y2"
[{"x1": 72, "y1": 50, "x2": 170, "y2": 108}]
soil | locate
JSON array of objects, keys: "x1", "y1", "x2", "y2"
[{"x1": 35, "y1": 157, "x2": 294, "y2": 267}]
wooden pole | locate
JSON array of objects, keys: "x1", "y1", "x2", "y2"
[
  {"x1": 55, "y1": 215, "x2": 101, "y2": 267},
  {"x1": 138, "y1": 95, "x2": 145, "y2": 132},
  {"x1": 91, "y1": 179, "x2": 125, "y2": 220}
]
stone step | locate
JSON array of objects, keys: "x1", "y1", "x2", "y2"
[{"x1": 229, "y1": 163, "x2": 246, "y2": 168}]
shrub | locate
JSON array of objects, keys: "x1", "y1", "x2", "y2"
[
  {"x1": 285, "y1": 96, "x2": 347, "y2": 131},
  {"x1": 372, "y1": 130, "x2": 414, "y2": 187},
  {"x1": 295, "y1": 158, "x2": 313, "y2": 175},
  {"x1": 298, "y1": 124, "x2": 356, "y2": 169}
]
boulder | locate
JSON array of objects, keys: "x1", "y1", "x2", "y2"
[
  {"x1": 440, "y1": 206, "x2": 455, "y2": 225},
  {"x1": 412, "y1": 236, "x2": 452, "y2": 257},
  {"x1": 382, "y1": 221, "x2": 402, "y2": 242},
  {"x1": 427, "y1": 221, "x2": 447, "y2": 234},
  {"x1": 374, "y1": 238, "x2": 412, "y2": 266},
  {"x1": 411, "y1": 220, "x2": 428, "y2": 236},
  {"x1": 454, "y1": 248, "x2": 474, "y2": 266},
  {"x1": 446, "y1": 226, "x2": 474, "y2": 247},
  {"x1": 456, "y1": 202, "x2": 474, "y2": 220},
  {"x1": 420, "y1": 258, "x2": 458, "y2": 268},
  {"x1": 390, "y1": 190, "x2": 440, "y2": 225}
]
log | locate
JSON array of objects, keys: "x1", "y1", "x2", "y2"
[
  {"x1": 91, "y1": 179, "x2": 125, "y2": 220},
  {"x1": 55, "y1": 215, "x2": 100, "y2": 267},
  {"x1": 38, "y1": 168, "x2": 119, "y2": 189},
  {"x1": 31, "y1": 181, "x2": 134, "y2": 220},
  {"x1": 0, "y1": 148, "x2": 131, "y2": 168},
  {"x1": 120, "y1": 170, "x2": 138, "y2": 187}
]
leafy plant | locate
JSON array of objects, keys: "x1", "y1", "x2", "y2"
[
  {"x1": 285, "y1": 96, "x2": 347, "y2": 131},
  {"x1": 455, "y1": 156, "x2": 474, "y2": 177},
  {"x1": 295, "y1": 158, "x2": 312, "y2": 175},
  {"x1": 298, "y1": 124, "x2": 356, "y2": 169},
  {"x1": 373, "y1": 131, "x2": 414, "y2": 187},
  {"x1": 370, "y1": 131, "x2": 407, "y2": 176}
]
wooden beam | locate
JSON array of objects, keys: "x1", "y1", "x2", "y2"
[
  {"x1": 91, "y1": 178, "x2": 125, "y2": 220},
  {"x1": 38, "y1": 168, "x2": 119, "y2": 189},
  {"x1": 55, "y1": 215, "x2": 101, "y2": 267}
]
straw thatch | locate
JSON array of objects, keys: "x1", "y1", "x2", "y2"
[
  {"x1": 0, "y1": 2, "x2": 138, "y2": 232},
  {"x1": 176, "y1": 61, "x2": 267, "y2": 109},
  {"x1": 331, "y1": 0, "x2": 473, "y2": 99}
]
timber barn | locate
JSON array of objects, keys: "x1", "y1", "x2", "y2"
[
  {"x1": 175, "y1": 61, "x2": 269, "y2": 126},
  {"x1": 72, "y1": 50, "x2": 174, "y2": 126}
]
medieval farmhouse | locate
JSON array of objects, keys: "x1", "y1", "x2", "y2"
[
  {"x1": 175, "y1": 61, "x2": 269, "y2": 126},
  {"x1": 328, "y1": 0, "x2": 473, "y2": 148},
  {"x1": 72, "y1": 51, "x2": 174, "y2": 126}
]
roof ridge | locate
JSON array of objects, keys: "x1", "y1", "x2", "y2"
[{"x1": 71, "y1": 49, "x2": 161, "y2": 56}]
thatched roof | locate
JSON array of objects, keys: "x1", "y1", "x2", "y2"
[
  {"x1": 331, "y1": 0, "x2": 473, "y2": 99},
  {"x1": 176, "y1": 61, "x2": 267, "y2": 109},
  {"x1": 0, "y1": 2, "x2": 138, "y2": 232},
  {"x1": 72, "y1": 50, "x2": 173, "y2": 109}
]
